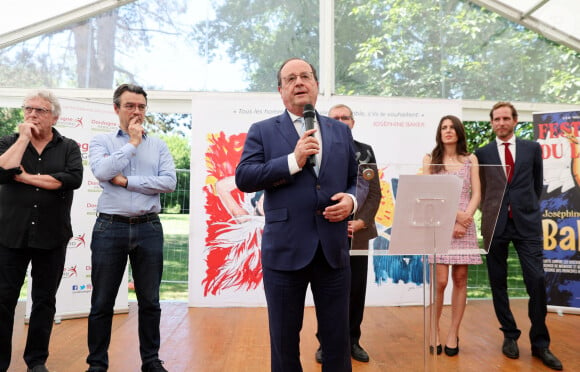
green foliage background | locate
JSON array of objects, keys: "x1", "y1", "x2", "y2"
[{"x1": 0, "y1": 108, "x2": 21, "y2": 137}]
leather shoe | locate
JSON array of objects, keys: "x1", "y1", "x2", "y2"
[
  {"x1": 502, "y1": 338, "x2": 519, "y2": 359},
  {"x1": 27, "y1": 365, "x2": 50, "y2": 372},
  {"x1": 142, "y1": 360, "x2": 168, "y2": 372},
  {"x1": 351, "y1": 343, "x2": 370, "y2": 362},
  {"x1": 532, "y1": 347, "x2": 563, "y2": 370},
  {"x1": 315, "y1": 346, "x2": 323, "y2": 364}
]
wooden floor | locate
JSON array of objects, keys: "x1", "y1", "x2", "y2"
[{"x1": 10, "y1": 299, "x2": 578, "y2": 371}]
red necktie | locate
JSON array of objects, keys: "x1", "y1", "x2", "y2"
[
  {"x1": 504, "y1": 143, "x2": 514, "y2": 217},
  {"x1": 503, "y1": 143, "x2": 514, "y2": 183}
]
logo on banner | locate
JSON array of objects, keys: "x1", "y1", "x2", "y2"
[
  {"x1": 87, "y1": 179, "x2": 103, "y2": 193},
  {"x1": 78, "y1": 142, "x2": 90, "y2": 165},
  {"x1": 72, "y1": 283, "x2": 93, "y2": 293},
  {"x1": 57, "y1": 115, "x2": 84, "y2": 128},
  {"x1": 86, "y1": 202, "x2": 98, "y2": 215},
  {"x1": 68, "y1": 233, "x2": 87, "y2": 249},
  {"x1": 90, "y1": 119, "x2": 118, "y2": 132},
  {"x1": 63, "y1": 265, "x2": 78, "y2": 278}
]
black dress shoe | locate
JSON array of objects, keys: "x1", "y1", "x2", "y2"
[
  {"x1": 444, "y1": 338, "x2": 459, "y2": 357},
  {"x1": 351, "y1": 343, "x2": 370, "y2": 362},
  {"x1": 141, "y1": 360, "x2": 168, "y2": 372},
  {"x1": 27, "y1": 365, "x2": 50, "y2": 372},
  {"x1": 532, "y1": 347, "x2": 563, "y2": 370},
  {"x1": 502, "y1": 338, "x2": 519, "y2": 359},
  {"x1": 315, "y1": 346, "x2": 323, "y2": 364}
]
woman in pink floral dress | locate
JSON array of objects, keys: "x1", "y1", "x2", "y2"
[{"x1": 423, "y1": 115, "x2": 482, "y2": 357}]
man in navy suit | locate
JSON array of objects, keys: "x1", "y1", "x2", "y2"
[
  {"x1": 475, "y1": 102, "x2": 562, "y2": 370},
  {"x1": 235, "y1": 58, "x2": 358, "y2": 372}
]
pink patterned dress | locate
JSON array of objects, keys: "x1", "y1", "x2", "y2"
[{"x1": 431, "y1": 158, "x2": 482, "y2": 265}]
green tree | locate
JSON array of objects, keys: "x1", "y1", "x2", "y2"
[
  {"x1": 189, "y1": 1, "x2": 321, "y2": 91},
  {"x1": 191, "y1": 0, "x2": 579, "y2": 104},
  {"x1": 344, "y1": 0, "x2": 579, "y2": 103},
  {"x1": 161, "y1": 134, "x2": 190, "y2": 169},
  {"x1": 464, "y1": 120, "x2": 533, "y2": 153},
  {"x1": 0, "y1": 1, "x2": 187, "y2": 89},
  {"x1": 0, "y1": 108, "x2": 21, "y2": 137},
  {"x1": 146, "y1": 112, "x2": 191, "y2": 136},
  {"x1": 157, "y1": 133, "x2": 191, "y2": 214}
]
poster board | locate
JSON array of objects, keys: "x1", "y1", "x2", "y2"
[
  {"x1": 189, "y1": 93, "x2": 461, "y2": 307},
  {"x1": 535, "y1": 109, "x2": 580, "y2": 314}
]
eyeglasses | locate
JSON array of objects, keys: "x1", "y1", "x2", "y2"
[
  {"x1": 282, "y1": 72, "x2": 314, "y2": 85},
  {"x1": 22, "y1": 106, "x2": 52, "y2": 115},
  {"x1": 121, "y1": 103, "x2": 147, "y2": 112},
  {"x1": 332, "y1": 116, "x2": 353, "y2": 121}
]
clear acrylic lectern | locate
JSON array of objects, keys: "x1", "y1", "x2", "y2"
[{"x1": 352, "y1": 163, "x2": 506, "y2": 370}]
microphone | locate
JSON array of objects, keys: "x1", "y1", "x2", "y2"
[{"x1": 303, "y1": 104, "x2": 316, "y2": 168}]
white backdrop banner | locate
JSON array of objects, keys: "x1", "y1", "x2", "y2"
[
  {"x1": 23, "y1": 98, "x2": 129, "y2": 320},
  {"x1": 189, "y1": 93, "x2": 461, "y2": 307}
]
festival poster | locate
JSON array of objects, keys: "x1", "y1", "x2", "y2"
[
  {"x1": 535, "y1": 110, "x2": 580, "y2": 313},
  {"x1": 189, "y1": 93, "x2": 461, "y2": 307}
]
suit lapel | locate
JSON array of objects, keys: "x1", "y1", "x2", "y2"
[
  {"x1": 483, "y1": 142, "x2": 508, "y2": 182},
  {"x1": 318, "y1": 114, "x2": 334, "y2": 175},
  {"x1": 275, "y1": 112, "x2": 300, "y2": 149},
  {"x1": 513, "y1": 138, "x2": 524, "y2": 178}
]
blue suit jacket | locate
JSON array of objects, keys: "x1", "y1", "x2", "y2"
[
  {"x1": 475, "y1": 138, "x2": 544, "y2": 245},
  {"x1": 235, "y1": 111, "x2": 358, "y2": 270}
]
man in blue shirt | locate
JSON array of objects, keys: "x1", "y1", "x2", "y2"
[{"x1": 86, "y1": 84, "x2": 176, "y2": 372}]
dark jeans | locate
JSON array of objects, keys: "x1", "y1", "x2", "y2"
[
  {"x1": 86, "y1": 216, "x2": 164, "y2": 370},
  {"x1": 0, "y1": 244, "x2": 67, "y2": 371}
]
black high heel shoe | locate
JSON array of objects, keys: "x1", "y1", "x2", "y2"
[
  {"x1": 444, "y1": 338, "x2": 459, "y2": 357},
  {"x1": 429, "y1": 344, "x2": 442, "y2": 355}
]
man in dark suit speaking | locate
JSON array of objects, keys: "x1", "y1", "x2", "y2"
[
  {"x1": 235, "y1": 58, "x2": 358, "y2": 372},
  {"x1": 475, "y1": 102, "x2": 562, "y2": 371}
]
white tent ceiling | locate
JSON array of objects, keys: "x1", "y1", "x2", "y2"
[
  {"x1": 0, "y1": 0, "x2": 579, "y2": 51},
  {"x1": 469, "y1": 0, "x2": 580, "y2": 52},
  {"x1": 0, "y1": 0, "x2": 136, "y2": 49}
]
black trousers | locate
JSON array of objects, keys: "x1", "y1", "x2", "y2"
[
  {"x1": 486, "y1": 219, "x2": 550, "y2": 348},
  {"x1": 349, "y1": 254, "x2": 368, "y2": 343},
  {"x1": 0, "y1": 244, "x2": 67, "y2": 371}
]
